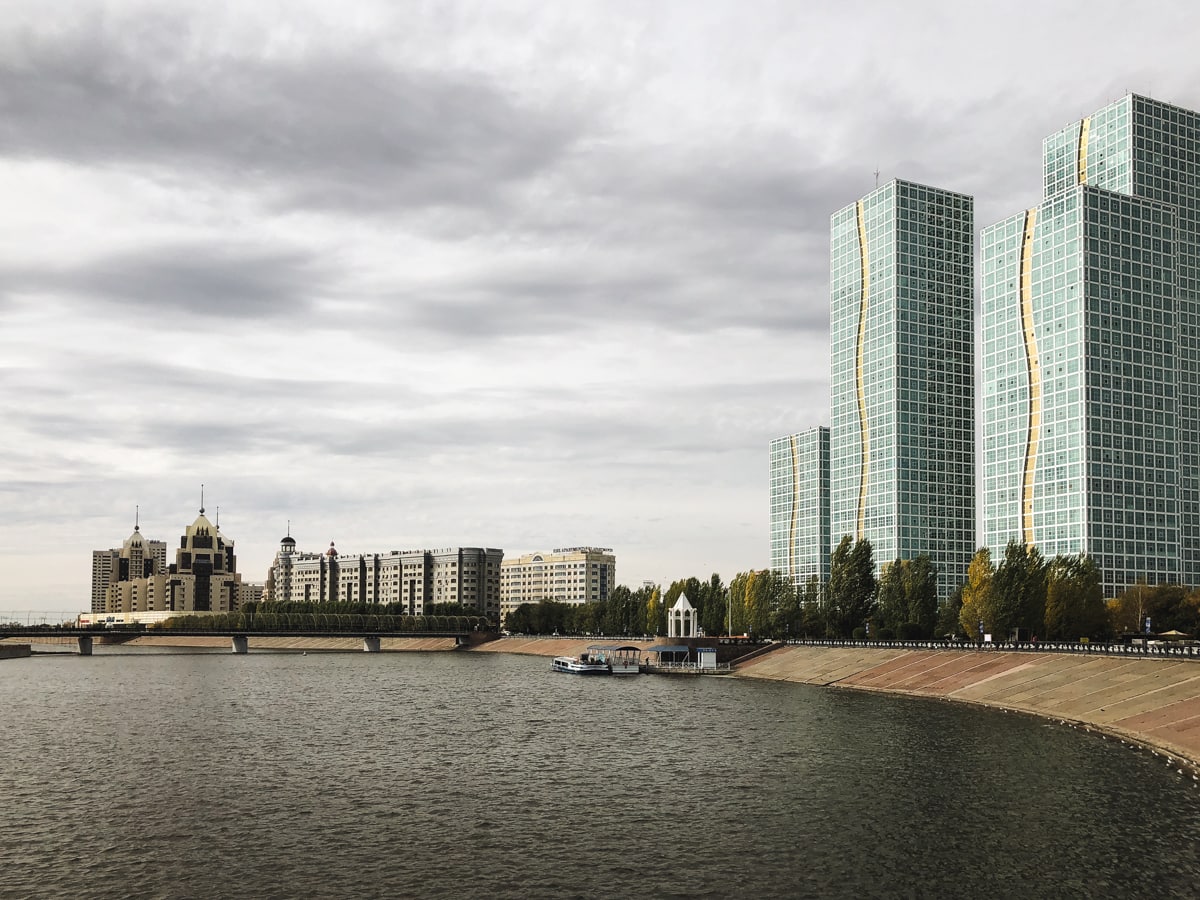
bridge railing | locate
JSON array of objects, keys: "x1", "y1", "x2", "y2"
[{"x1": 1, "y1": 612, "x2": 497, "y2": 638}]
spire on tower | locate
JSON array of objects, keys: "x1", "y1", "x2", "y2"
[
  {"x1": 200, "y1": 483, "x2": 205, "y2": 515},
  {"x1": 135, "y1": 504, "x2": 140, "y2": 532}
]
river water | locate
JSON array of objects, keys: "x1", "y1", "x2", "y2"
[{"x1": 4, "y1": 647, "x2": 1200, "y2": 899}]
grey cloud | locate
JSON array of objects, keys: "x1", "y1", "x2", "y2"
[
  {"x1": 0, "y1": 16, "x2": 587, "y2": 215},
  {"x1": 9, "y1": 357, "x2": 815, "y2": 468},
  {"x1": 373, "y1": 228, "x2": 829, "y2": 345},
  {"x1": 2, "y1": 242, "x2": 327, "y2": 320}
]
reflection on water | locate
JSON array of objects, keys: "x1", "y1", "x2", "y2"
[{"x1": 4, "y1": 649, "x2": 1200, "y2": 899}]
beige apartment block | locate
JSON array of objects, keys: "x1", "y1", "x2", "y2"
[
  {"x1": 265, "y1": 537, "x2": 502, "y2": 617},
  {"x1": 500, "y1": 547, "x2": 615, "y2": 622}
]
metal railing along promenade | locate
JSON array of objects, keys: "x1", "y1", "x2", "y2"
[{"x1": 787, "y1": 637, "x2": 1200, "y2": 660}]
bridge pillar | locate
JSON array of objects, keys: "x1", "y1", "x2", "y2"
[
  {"x1": 363, "y1": 636, "x2": 381, "y2": 653},
  {"x1": 77, "y1": 635, "x2": 93, "y2": 656},
  {"x1": 231, "y1": 635, "x2": 249, "y2": 655}
]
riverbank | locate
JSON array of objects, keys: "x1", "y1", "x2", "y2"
[
  {"x1": 4, "y1": 634, "x2": 460, "y2": 652},
  {"x1": 735, "y1": 644, "x2": 1200, "y2": 770}
]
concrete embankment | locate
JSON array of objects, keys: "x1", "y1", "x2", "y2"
[
  {"x1": 736, "y1": 645, "x2": 1200, "y2": 767},
  {"x1": 0, "y1": 644, "x2": 32, "y2": 659}
]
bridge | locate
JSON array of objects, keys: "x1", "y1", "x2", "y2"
[{"x1": 0, "y1": 627, "x2": 495, "y2": 655}]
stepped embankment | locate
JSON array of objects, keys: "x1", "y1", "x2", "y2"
[{"x1": 736, "y1": 645, "x2": 1200, "y2": 767}]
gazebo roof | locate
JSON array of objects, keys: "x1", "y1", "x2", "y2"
[{"x1": 670, "y1": 594, "x2": 694, "y2": 612}]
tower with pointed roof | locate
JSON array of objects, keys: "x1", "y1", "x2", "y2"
[
  {"x1": 94, "y1": 509, "x2": 166, "y2": 613},
  {"x1": 101, "y1": 492, "x2": 247, "y2": 615}
]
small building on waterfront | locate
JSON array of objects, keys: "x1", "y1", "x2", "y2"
[{"x1": 668, "y1": 594, "x2": 697, "y2": 638}]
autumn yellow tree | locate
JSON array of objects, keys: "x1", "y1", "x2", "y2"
[
  {"x1": 959, "y1": 548, "x2": 994, "y2": 640},
  {"x1": 644, "y1": 587, "x2": 662, "y2": 636}
]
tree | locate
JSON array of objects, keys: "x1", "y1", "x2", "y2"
[
  {"x1": 1044, "y1": 555, "x2": 1106, "y2": 640},
  {"x1": 990, "y1": 541, "x2": 1046, "y2": 641},
  {"x1": 743, "y1": 571, "x2": 770, "y2": 637},
  {"x1": 1118, "y1": 583, "x2": 1200, "y2": 635},
  {"x1": 698, "y1": 573, "x2": 727, "y2": 637},
  {"x1": 734, "y1": 569, "x2": 796, "y2": 639},
  {"x1": 959, "y1": 548, "x2": 994, "y2": 641},
  {"x1": 798, "y1": 576, "x2": 825, "y2": 638},
  {"x1": 826, "y1": 536, "x2": 877, "y2": 637},
  {"x1": 903, "y1": 555, "x2": 939, "y2": 638},
  {"x1": 876, "y1": 559, "x2": 908, "y2": 635},
  {"x1": 1108, "y1": 579, "x2": 1152, "y2": 635},
  {"x1": 644, "y1": 587, "x2": 663, "y2": 636},
  {"x1": 874, "y1": 555, "x2": 938, "y2": 639},
  {"x1": 602, "y1": 585, "x2": 637, "y2": 636},
  {"x1": 727, "y1": 572, "x2": 750, "y2": 636},
  {"x1": 770, "y1": 575, "x2": 802, "y2": 639},
  {"x1": 937, "y1": 584, "x2": 964, "y2": 639}
]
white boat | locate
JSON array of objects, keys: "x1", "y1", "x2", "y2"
[
  {"x1": 551, "y1": 645, "x2": 643, "y2": 676},
  {"x1": 551, "y1": 653, "x2": 610, "y2": 674}
]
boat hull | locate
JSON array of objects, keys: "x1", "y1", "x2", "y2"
[{"x1": 551, "y1": 656, "x2": 610, "y2": 675}]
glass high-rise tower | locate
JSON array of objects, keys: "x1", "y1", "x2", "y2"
[
  {"x1": 982, "y1": 94, "x2": 1200, "y2": 598},
  {"x1": 769, "y1": 427, "x2": 830, "y2": 589},
  {"x1": 829, "y1": 180, "x2": 976, "y2": 598}
]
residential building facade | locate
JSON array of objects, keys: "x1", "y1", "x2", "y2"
[
  {"x1": 499, "y1": 547, "x2": 616, "y2": 623},
  {"x1": 769, "y1": 427, "x2": 830, "y2": 589},
  {"x1": 981, "y1": 94, "x2": 1199, "y2": 597},
  {"x1": 829, "y1": 179, "x2": 976, "y2": 597},
  {"x1": 265, "y1": 537, "x2": 503, "y2": 618}
]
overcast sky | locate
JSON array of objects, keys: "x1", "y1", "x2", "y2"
[{"x1": 3, "y1": 0, "x2": 1199, "y2": 615}]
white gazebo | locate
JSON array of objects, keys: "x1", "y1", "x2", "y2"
[{"x1": 668, "y1": 594, "x2": 697, "y2": 638}]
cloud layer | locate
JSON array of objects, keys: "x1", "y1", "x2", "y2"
[{"x1": 3, "y1": 0, "x2": 1200, "y2": 612}]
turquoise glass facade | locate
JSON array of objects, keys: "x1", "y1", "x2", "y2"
[
  {"x1": 982, "y1": 94, "x2": 1198, "y2": 597},
  {"x1": 829, "y1": 180, "x2": 975, "y2": 598},
  {"x1": 769, "y1": 427, "x2": 830, "y2": 588}
]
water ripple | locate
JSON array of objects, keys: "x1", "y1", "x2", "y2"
[{"x1": 3, "y1": 650, "x2": 1200, "y2": 898}]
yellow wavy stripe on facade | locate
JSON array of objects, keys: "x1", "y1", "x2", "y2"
[
  {"x1": 854, "y1": 200, "x2": 870, "y2": 539},
  {"x1": 1077, "y1": 116, "x2": 1090, "y2": 185},
  {"x1": 1019, "y1": 207, "x2": 1041, "y2": 544},
  {"x1": 788, "y1": 435, "x2": 800, "y2": 574}
]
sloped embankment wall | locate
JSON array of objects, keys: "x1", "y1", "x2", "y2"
[{"x1": 737, "y1": 645, "x2": 1200, "y2": 766}]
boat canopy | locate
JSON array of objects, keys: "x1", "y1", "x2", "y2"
[
  {"x1": 587, "y1": 644, "x2": 641, "y2": 652},
  {"x1": 646, "y1": 644, "x2": 691, "y2": 663}
]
